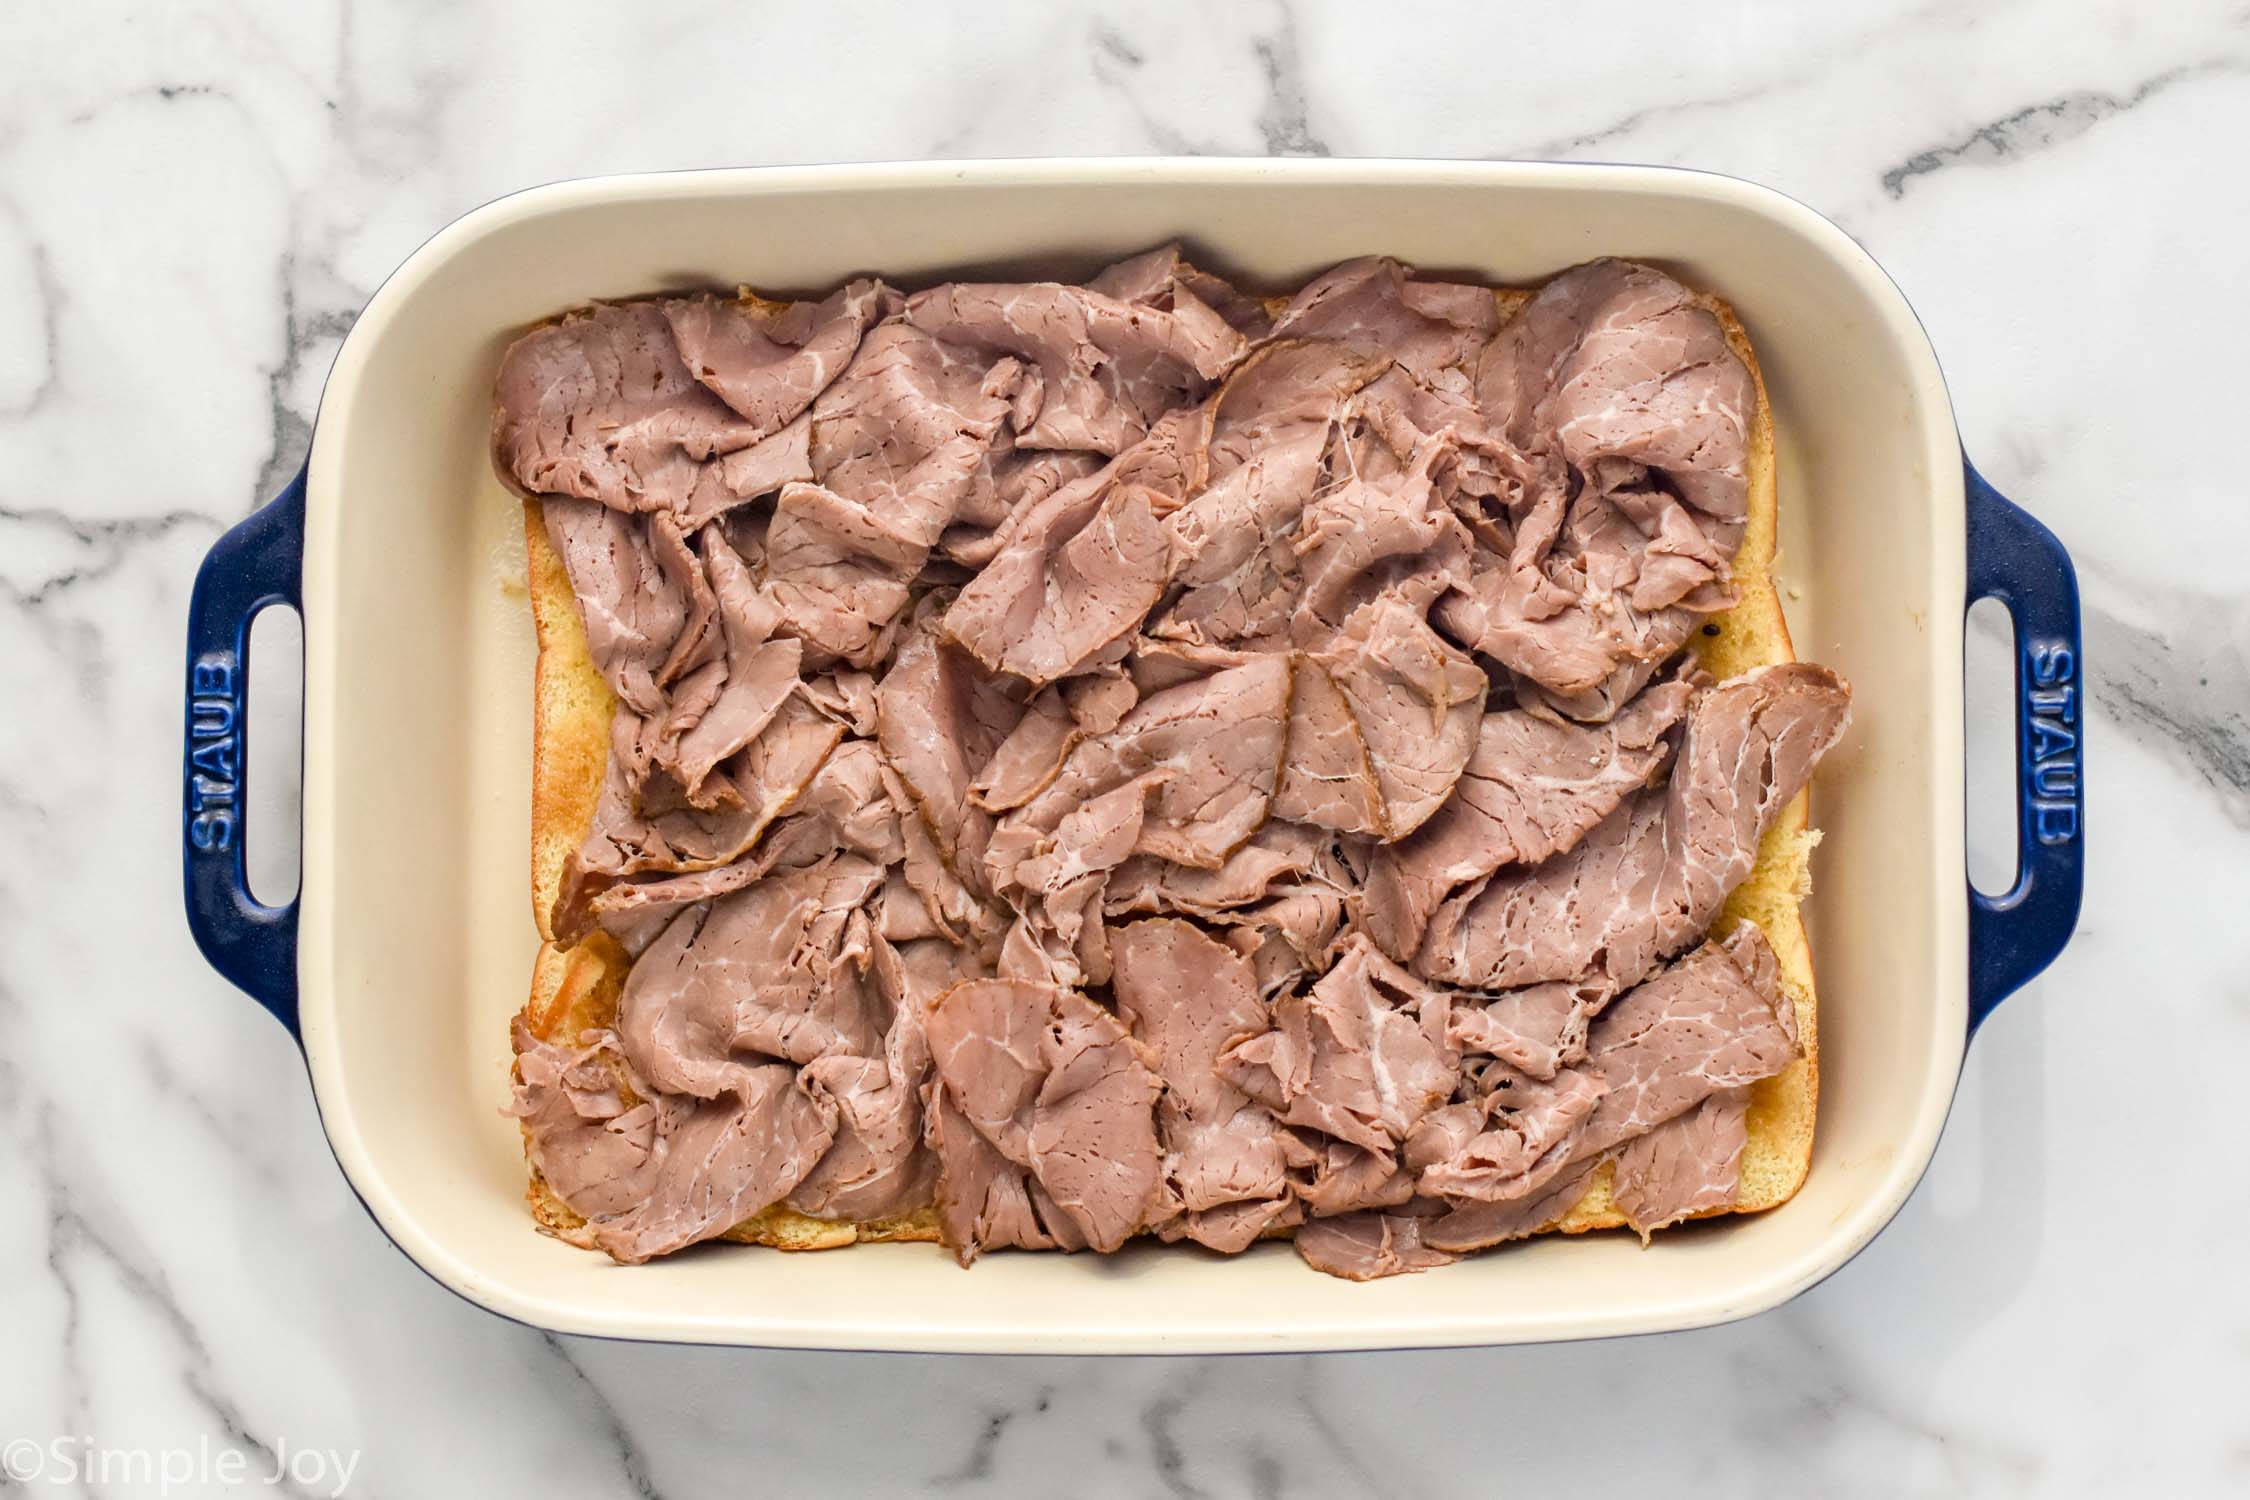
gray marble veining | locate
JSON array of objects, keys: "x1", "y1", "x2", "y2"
[{"x1": 4, "y1": 0, "x2": 2248, "y2": 1495}]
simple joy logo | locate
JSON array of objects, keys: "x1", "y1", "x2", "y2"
[
  {"x1": 2, "y1": 1434, "x2": 360, "y2": 1496},
  {"x1": 186, "y1": 653, "x2": 242, "y2": 852}
]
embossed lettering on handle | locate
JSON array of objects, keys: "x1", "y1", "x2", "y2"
[
  {"x1": 2023, "y1": 641, "x2": 2079, "y2": 847},
  {"x1": 186, "y1": 656, "x2": 243, "y2": 852}
]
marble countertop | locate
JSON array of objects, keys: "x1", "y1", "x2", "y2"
[{"x1": 8, "y1": 0, "x2": 2248, "y2": 1494}]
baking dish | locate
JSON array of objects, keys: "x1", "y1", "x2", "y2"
[{"x1": 181, "y1": 159, "x2": 2083, "y2": 1352}]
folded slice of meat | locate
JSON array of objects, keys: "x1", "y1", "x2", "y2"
[
  {"x1": 496, "y1": 302, "x2": 769, "y2": 515},
  {"x1": 1218, "y1": 935, "x2": 1457, "y2": 1157},
  {"x1": 1417, "y1": 663, "x2": 1850, "y2": 991},
  {"x1": 1574, "y1": 924, "x2": 1798, "y2": 1152},
  {"x1": 1362, "y1": 672, "x2": 1696, "y2": 962},
  {"x1": 943, "y1": 449, "x2": 1105, "y2": 563},
  {"x1": 553, "y1": 695, "x2": 845, "y2": 946},
  {"x1": 1268, "y1": 257, "x2": 1500, "y2": 389},
  {"x1": 615, "y1": 855, "x2": 886, "y2": 1097},
  {"x1": 1306, "y1": 594, "x2": 1486, "y2": 840},
  {"x1": 800, "y1": 664, "x2": 879, "y2": 736},
  {"x1": 875, "y1": 598, "x2": 1020, "y2": 870},
  {"x1": 763, "y1": 737, "x2": 907, "y2": 867},
  {"x1": 925, "y1": 1087, "x2": 1090, "y2": 1261},
  {"x1": 1006, "y1": 773, "x2": 1164, "y2": 987},
  {"x1": 1607, "y1": 1088, "x2": 1753, "y2": 1237},
  {"x1": 885, "y1": 764, "x2": 1005, "y2": 951},
  {"x1": 790, "y1": 937, "x2": 977, "y2": 1221},
  {"x1": 987, "y1": 656, "x2": 1292, "y2": 891},
  {"x1": 1438, "y1": 259, "x2": 1756, "y2": 697},
  {"x1": 1103, "y1": 819, "x2": 1329, "y2": 920},
  {"x1": 663, "y1": 279, "x2": 892, "y2": 439},
  {"x1": 807, "y1": 319, "x2": 1016, "y2": 527},
  {"x1": 942, "y1": 470, "x2": 1176, "y2": 684},
  {"x1": 509, "y1": 1021, "x2": 658, "y2": 1220},
  {"x1": 1291, "y1": 427, "x2": 1472, "y2": 634},
  {"x1": 591, "y1": 1073, "x2": 840, "y2": 1264},
  {"x1": 1100, "y1": 248, "x2": 1273, "y2": 340},
  {"x1": 582, "y1": 736, "x2": 902, "y2": 939},
  {"x1": 1286, "y1": 1133, "x2": 1415, "y2": 1217},
  {"x1": 1270, "y1": 657, "x2": 1385, "y2": 835},
  {"x1": 761, "y1": 479, "x2": 928, "y2": 667},
  {"x1": 1294, "y1": 1209, "x2": 1459, "y2": 1281},
  {"x1": 969, "y1": 688, "x2": 1081, "y2": 812},
  {"x1": 691, "y1": 414, "x2": 815, "y2": 524},
  {"x1": 540, "y1": 498, "x2": 688, "y2": 720},
  {"x1": 924, "y1": 979, "x2": 1164, "y2": 1261},
  {"x1": 1420, "y1": 1161, "x2": 1598, "y2": 1255},
  {"x1": 903, "y1": 259, "x2": 1244, "y2": 455},
  {"x1": 1127, "y1": 637, "x2": 1403, "y2": 843},
  {"x1": 1412, "y1": 1065, "x2": 1607, "y2": 1204},
  {"x1": 968, "y1": 666, "x2": 1144, "y2": 815},
  {"x1": 1442, "y1": 979, "x2": 1608, "y2": 1081},
  {"x1": 1483, "y1": 258, "x2": 1754, "y2": 524},
  {"x1": 1436, "y1": 496, "x2": 1726, "y2": 699},
  {"x1": 1160, "y1": 341, "x2": 1379, "y2": 644},
  {"x1": 1109, "y1": 920, "x2": 1294, "y2": 1251},
  {"x1": 513, "y1": 1014, "x2": 841, "y2": 1266},
  {"x1": 1422, "y1": 924, "x2": 1798, "y2": 1220},
  {"x1": 667, "y1": 527, "x2": 803, "y2": 805}
]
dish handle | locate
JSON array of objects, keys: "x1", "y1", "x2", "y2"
[
  {"x1": 1963, "y1": 458, "x2": 2084, "y2": 1035},
  {"x1": 181, "y1": 466, "x2": 305, "y2": 1038}
]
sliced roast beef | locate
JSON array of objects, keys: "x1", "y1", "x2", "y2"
[
  {"x1": 1437, "y1": 259, "x2": 1756, "y2": 696},
  {"x1": 924, "y1": 979, "x2": 1164, "y2": 1260},
  {"x1": 1268, "y1": 257, "x2": 1499, "y2": 388},
  {"x1": 1290, "y1": 427, "x2": 1471, "y2": 633},
  {"x1": 1362, "y1": 672, "x2": 1697, "y2": 961},
  {"x1": 540, "y1": 497, "x2": 687, "y2": 718},
  {"x1": 1607, "y1": 1088, "x2": 1753, "y2": 1236},
  {"x1": 1109, "y1": 920, "x2": 1294, "y2": 1250},
  {"x1": 874, "y1": 598, "x2": 1018, "y2": 871},
  {"x1": 807, "y1": 319, "x2": 1016, "y2": 527},
  {"x1": 1573, "y1": 924, "x2": 1798, "y2": 1152},
  {"x1": 582, "y1": 737, "x2": 900, "y2": 937},
  {"x1": 593, "y1": 1074, "x2": 839, "y2": 1264},
  {"x1": 1421, "y1": 1161, "x2": 1598, "y2": 1255},
  {"x1": 664, "y1": 280, "x2": 892, "y2": 439},
  {"x1": 1418, "y1": 663, "x2": 1850, "y2": 991},
  {"x1": 1218, "y1": 935, "x2": 1457, "y2": 1157},
  {"x1": 1413, "y1": 1065, "x2": 1608, "y2": 1204},
  {"x1": 1287, "y1": 1133, "x2": 1416, "y2": 1217},
  {"x1": 668, "y1": 528, "x2": 804, "y2": 804},
  {"x1": 503, "y1": 251, "x2": 1844, "y2": 1274},
  {"x1": 1294, "y1": 1209, "x2": 1459, "y2": 1281},
  {"x1": 761, "y1": 479, "x2": 929, "y2": 666},
  {"x1": 1103, "y1": 819, "x2": 1329, "y2": 920},
  {"x1": 942, "y1": 465, "x2": 1177, "y2": 683},
  {"x1": 1422, "y1": 925, "x2": 1798, "y2": 1219},
  {"x1": 615, "y1": 854, "x2": 885, "y2": 1086},
  {"x1": 987, "y1": 655, "x2": 1291, "y2": 891},
  {"x1": 1307, "y1": 594, "x2": 1486, "y2": 840},
  {"x1": 513, "y1": 1011, "x2": 840, "y2": 1265},
  {"x1": 554, "y1": 696, "x2": 845, "y2": 946},
  {"x1": 1442, "y1": 979, "x2": 1609, "y2": 1081},
  {"x1": 790, "y1": 936, "x2": 973, "y2": 1221},
  {"x1": 1158, "y1": 341, "x2": 1377, "y2": 644},
  {"x1": 903, "y1": 259, "x2": 1244, "y2": 455},
  {"x1": 496, "y1": 302, "x2": 768, "y2": 515},
  {"x1": 509, "y1": 1021, "x2": 658, "y2": 1220}
]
